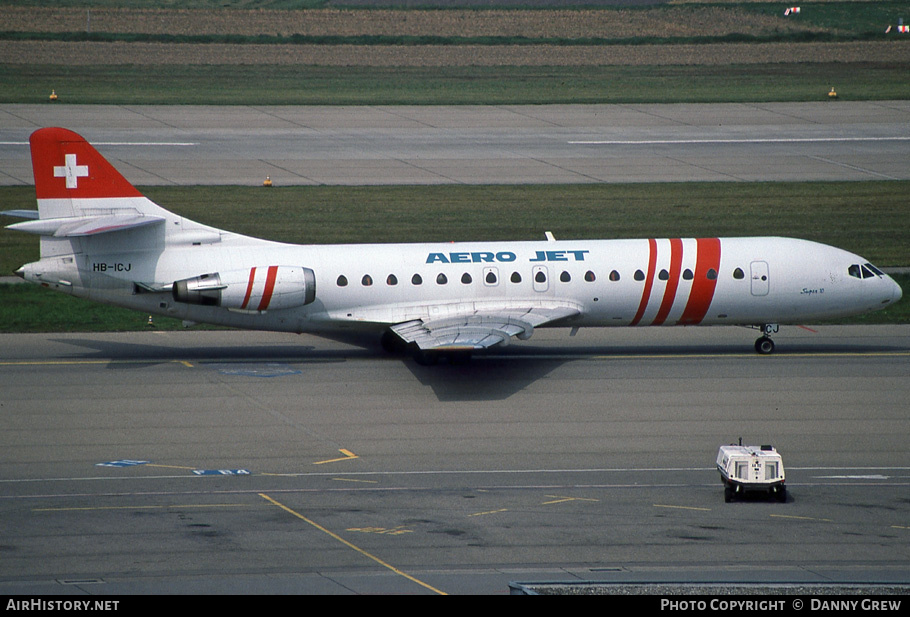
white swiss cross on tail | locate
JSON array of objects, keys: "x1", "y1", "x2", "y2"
[{"x1": 53, "y1": 153, "x2": 89, "y2": 189}]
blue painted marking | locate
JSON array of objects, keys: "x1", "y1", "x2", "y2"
[
  {"x1": 96, "y1": 460, "x2": 149, "y2": 468},
  {"x1": 211, "y1": 363, "x2": 301, "y2": 378},
  {"x1": 192, "y1": 469, "x2": 251, "y2": 476}
]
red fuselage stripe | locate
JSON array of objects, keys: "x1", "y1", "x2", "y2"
[
  {"x1": 630, "y1": 238, "x2": 657, "y2": 326},
  {"x1": 652, "y1": 237, "x2": 683, "y2": 326},
  {"x1": 257, "y1": 266, "x2": 279, "y2": 311},
  {"x1": 678, "y1": 238, "x2": 722, "y2": 325}
]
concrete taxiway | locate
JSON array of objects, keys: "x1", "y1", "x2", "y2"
[
  {"x1": 1, "y1": 101, "x2": 909, "y2": 186},
  {"x1": 0, "y1": 326, "x2": 908, "y2": 594},
  {"x1": 1, "y1": 102, "x2": 908, "y2": 594}
]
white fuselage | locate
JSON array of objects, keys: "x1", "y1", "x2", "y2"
[{"x1": 24, "y1": 231, "x2": 902, "y2": 337}]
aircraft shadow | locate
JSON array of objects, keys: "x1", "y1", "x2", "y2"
[
  {"x1": 47, "y1": 334, "x2": 906, "y2": 402},
  {"x1": 48, "y1": 337, "x2": 365, "y2": 368},
  {"x1": 47, "y1": 335, "x2": 569, "y2": 400},
  {"x1": 404, "y1": 355, "x2": 569, "y2": 401}
]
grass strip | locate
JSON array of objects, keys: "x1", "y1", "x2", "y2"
[
  {"x1": 6, "y1": 63, "x2": 910, "y2": 105},
  {"x1": 0, "y1": 31, "x2": 889, "y2": 46}
]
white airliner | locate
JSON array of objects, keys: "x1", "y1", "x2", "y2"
[{"x1": 2, "y1": 127, "x2": 902, "y2": 362}]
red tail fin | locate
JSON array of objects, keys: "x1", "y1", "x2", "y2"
[{"x1": 31, "y1": 127, "x2": 143, "y2": 200}]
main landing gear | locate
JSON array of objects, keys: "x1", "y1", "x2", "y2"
[
  {"x1": 380, "y1": 331, "x2": 472, "y2": 365},
  {"x1": 754, "y1": 323, "x2": 779, "y2": 355},
  {"x1": 413, "y1": 349, "x2": 472, "y2": 366}
]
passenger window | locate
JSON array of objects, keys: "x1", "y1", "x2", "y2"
[
  {"x1": 560, "y1": 271, "x2": 571, "y2": 283},
  {"x1": 707, "y1": 268, "x2": 718, "y2": 280},
  {"x1": 658, "y1": 269, "x2": 669, "y2": 281},
  {"x1": 411, "y1": 273, "x2": 423, "y2": 285},
  {"x1": 387, "y1": 274, "x2": 398, "y2": 286},
  {"x1": 511, "y1": 272, "x2": 522, "y2": 283},
  {"x1": 683, "y1": 269, "x2": 693, "y2": 280},
  {"x1": 336, "y1": 275, "x2": 348, "y2": 287},
  {"x1": 535, "y1": 270, "x2": 547, "y2": 283},
  {"x1": 609, "y1": 270, "x2": 620, "y2": 282},
  {"x1": 585, "y1": 271, "x2": 596, "y2": 282},
  {"x1": 486, "y1": 271, "x2": 498, "y2": 284},
  {"x1": 634, "y1": 270, "x2": 645, "y2": 281},
  {"x1": 436, "y1": 273, "x2": 447, "y2": 285},
  {"x1": 461, "y1": 272, "x2": 472, "y2": 284},
  {"x1": 362, "y1": 274, "x2": 373, "y2": 286},
  {"x1": 733, "y1": 267, "x2": 745, "y2": 280}
]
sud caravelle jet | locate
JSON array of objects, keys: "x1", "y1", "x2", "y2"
[{"x1": 2, "y1": 128, "x2": 903, "y2": 363}]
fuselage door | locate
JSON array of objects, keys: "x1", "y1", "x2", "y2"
[
  {"x1": 750, "y1": 261, "x2": 770, "y2": 296},
  {"x1": 532, "y1": 266, "x2": 549, "y2": 293}
]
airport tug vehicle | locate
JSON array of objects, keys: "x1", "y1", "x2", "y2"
[{"x1": 716, "y1": 441, "x2": 786, "y2": 503}]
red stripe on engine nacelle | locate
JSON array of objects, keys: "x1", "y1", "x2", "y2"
[
  {"x1": 241, "y1": 267, "x2": 257, "y2": 310},
  {"x1": 677, "y1": 238, "x2": 721, "y2": 326},
  {"x1": 257, "y1": 266, "x2": 279, "y2": 311}
]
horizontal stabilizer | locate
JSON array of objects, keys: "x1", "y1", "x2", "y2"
[
  {"x1": 7, "y1": 213, "x2": 164, "y2": 237},
  {"x1": 0, "y1": 210, "x2": 40, "y2": 219}
]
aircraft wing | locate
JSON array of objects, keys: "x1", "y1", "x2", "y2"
[{"x1": 390, "y1": 305, "x2": 580, "y2": 351}]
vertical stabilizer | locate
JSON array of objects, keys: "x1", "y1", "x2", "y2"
[
  {"x1": 30, "y1": 127, "x2": 145, "y2": 220},
  {"x1": 11, "y1": 128, "x2": 239, "y2": 262},
  {"x1": 8, "y1": 127, "x2": 186, "y2": 249}
]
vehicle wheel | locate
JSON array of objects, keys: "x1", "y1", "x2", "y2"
[
  {"x1": 755, "y1": 336, "x2": 775, "y2": 355},
  {"x1": 724, "y1": 487, "x2": 733, "y2": 503},
  {"x1": 776, "y1": 487, "x2": 787, "y2": 502}
]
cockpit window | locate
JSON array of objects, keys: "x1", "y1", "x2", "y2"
[
  {"x1": 865, "y1": 263, "x2": 884, "y2": 276},
  {"x1": 850, "y1": 263, "x2": 884, "y2": 279}
]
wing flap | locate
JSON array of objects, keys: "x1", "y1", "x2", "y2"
[{"x1": 391, "y1": 306, "x2": 579, "y2": 350}]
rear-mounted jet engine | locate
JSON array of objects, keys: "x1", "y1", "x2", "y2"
[{"x1": 173, "y1": 266, "x2": 315, "y2": 311}]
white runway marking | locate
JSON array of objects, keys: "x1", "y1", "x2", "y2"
[
  {"x1": 0, "y1": 141, "x2": 197, "y2": 146},
  {"x1": 569, "y1": 137, "x2": 910, "y2": 145}
]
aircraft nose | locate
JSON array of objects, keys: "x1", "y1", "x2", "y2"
[{"x1": 892, "y1": 276, "x2": 903, "y2": 304}]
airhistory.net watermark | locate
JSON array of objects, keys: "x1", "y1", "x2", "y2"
[{"x1": 6, "y1": 599, "x2": 119, "y2": 611}]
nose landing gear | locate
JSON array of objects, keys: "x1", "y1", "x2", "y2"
[{"x1": 754, "y1": 324, "x2": 779, "y2": 354}]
